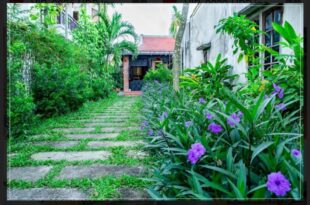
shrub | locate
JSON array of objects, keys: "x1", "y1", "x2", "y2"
[
  {"x1": 141, "y1": 81, "x2": 302, "y2": 199},
  {"x1": 144, "y1": 63, "x2": 172, "y2": 83},
  {"x1": 31, "y1": 63, "x2": 91, "y2": 116},
  {"x1": 180, "y1": 54, "x2": 237, "y2": 99},
  {"x1": 141, "y1": 19, "x2": 303, "y2": 200},
  {"x1": 7, "y1": 20, "x2": 115, "y2": 136}
]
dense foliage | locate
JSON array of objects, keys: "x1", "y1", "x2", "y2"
[
  {"x1": 7, "y1": 4, "x2": 138, "y2": 137},
  {"x1": 144, "y1": 64, "x2": 173, "y2": 83},
  {"x1": 141, "y1": 18, "x2": 303, "y2": 199}
]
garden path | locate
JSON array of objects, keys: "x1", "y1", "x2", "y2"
[{"x1": 8, "y1": 96, "x2": 150, "y2": 200}]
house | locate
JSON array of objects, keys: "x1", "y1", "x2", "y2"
[
  {"x1": 122, "y1": 35, "x2": 175, "y2": 96},
  {"x1": 181, "y1": 3, "x2": 304, "y2": 84},
  {"x1": 18, "y1": 3, "x2": 99, "y2": 40}
]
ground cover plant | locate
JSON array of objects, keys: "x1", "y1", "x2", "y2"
[
  {"x1": 141, "y1": 18, "x2": 303, "y2": 200},
  {"x1": 8, "y1": 95, "x2": 154, "y2": 200}
]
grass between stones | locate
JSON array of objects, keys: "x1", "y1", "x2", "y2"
[{"x1": 8, "y1": 94, "x2": 155, "y2": 200}]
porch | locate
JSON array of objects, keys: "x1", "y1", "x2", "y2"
[{"x1": 122, "y1": 35, "x2": 175, "y2": 96}]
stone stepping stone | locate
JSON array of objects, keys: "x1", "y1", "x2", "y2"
[
  {"x1": 65, "y1": 133, "x2": 118, "y2": 140},
  {"x1": 84, "y1": 122, "x2": 127, "y2": 127},
  {"x1": 118, "y1": 188, "x2": 149, "y2": 199},
  {"x1": 87, "y1": 140, "x2": 145, "y2": 148},
  {"x1": 8, "y1": 188, "x2": 88, "y2": 200},
  {"x1": 95, "y1": 116, "x2": 130, "y2": 119},
  {"x1": 74, "y1": 119, "x2": 127, "y2": 123},
  {"x1": 31, "y1": 151, "x2": 111, "y2": 161},
  {"x1": 103, "y1": 108, "x2": 132, "y2": 113},
  {"x1": 29, "y1": 134, "x2": 50, "y2": 139},
  {"x1": 127, "y1": 150, "x2": 149, "y2": 159},
  {"x1": 8, "y1": 166, "x2": 52, "y2": 182},
  {"x1": 56, "y1": 165, "x2": 144, "y2": 180},
  {"x1": 53, "y1": 127, "x2": 95, "y2": 133},
  {"x1": 30, "y1": 141, "x2": 79, "y2": 149},
  {"x1": 101, "y1": 127, "x2": 140, "y2": 133}
]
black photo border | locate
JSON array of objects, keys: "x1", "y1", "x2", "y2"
[{"x1": 0, "y1": 0, "x2": 308, "y2": 205}]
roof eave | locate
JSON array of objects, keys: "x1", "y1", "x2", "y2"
[
  {"x1": 238, "y1": 3, "x2": 275, "y2": 16},
  {"x1": 123, "y1": 51, "x2": 174, "y2": 55}
]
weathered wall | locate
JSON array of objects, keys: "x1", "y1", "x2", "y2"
[
  {"x1": 181, "y1": 3, "x2": 249, "y2": 83},
  {"x1": 281, "y1": 4, "x2": 304, "y2": 57},
  {"x1": 181, "y1": 3, "x2": 304, "y2": 84}
]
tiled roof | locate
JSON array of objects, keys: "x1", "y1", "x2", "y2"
[{"x1": 138, "y1": 35, "x2": 175, "y2": 53}]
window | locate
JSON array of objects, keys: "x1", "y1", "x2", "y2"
[
  {"x1": 262, "y1": 7, "x2": 283, "y2": 69},
  {"x1": 73, "y1": 11, "x2": 79, "y2": 21},
  {"x1": 203, "y1": 49, "x2": 209, "y2": 63},
  {"x1": 197, "y1": 42, "x2": 211, "y2": 63}
]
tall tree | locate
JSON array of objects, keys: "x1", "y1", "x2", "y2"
[
  {"x1": 97, "y1": 12, "x2": 138, "y2": 72},
  {"x1": 169, "y1": 5, "x2": 182, "y2": 38},
  {"x1": 172, "y1": 4, "x2": 189, "y2": 91}
]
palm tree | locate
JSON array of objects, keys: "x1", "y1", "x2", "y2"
[
  {"x1": 169, "y1": 5, "x2": 182, "y2": 38},
  {"x1": 97, "y1": 12, "x2": 138, "y2": 72},
  {"x1": 172, "y1": 4, "x2": 189, "y2": 91}
]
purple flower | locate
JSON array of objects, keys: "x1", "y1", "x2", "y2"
[
  {"x1": 278, "y1": 89, "x2": 284, "y2": 98},
  {"x1": 159, "y1": 111, "x2": 168, "y2": 122},
  {"x1": 185, "y1": 121, "x2": 193, "y2": 128},
  {"x1": 191, "y1": 143, "x2": 206, "y2": 156},
  {"x1": 157, "y1": 129, "x2": 163, "y2": 136},
  {"x1": 187, "y1": 149, "x2": 199, "y2": 164},
  {"x1": 140, "y1": 121, "x2": 149, "y2": 130},
  {"x1": 291, "y1": 149, "x2": 301, "y2": 157},
  {"x1": 227, "y1": 113, "x2": 241, "y2": 127},
  {"x1": 272, "y1": 83, "x2": 282, "y2": 93},
  {"x1": 237, "y1": 111, "x2": 243, "y2": 118},
  {"x1": 140, "y1": 125, "x2": 145, "y2": 131},
  {"x1": 199, "y1": 97, "x2": 206, "y2": 104},
  {"x1": 187, "y1": 143, "x2": 206, "y2": 165},
  {"x1": 205, "y1": 112, "x2": 213, "y2": 120},
  {"x1": 267, "y1": 172, "x2": 291, "y2": 196},
  {"x1": 148, "y1": 129, "x2": 154, "y2": 136},
  {"x1": 264, "y1": 94, "x2": 269, "y2": 99},
  {"x1": 272, "y1": 83, "x2": 284, "y2": 99},
  {"x1": 208, "y1": 122, "x2": 223, "y2": 134},
  {"x1": 275, "y1": 103, "x2": 286, "y2": 111}
]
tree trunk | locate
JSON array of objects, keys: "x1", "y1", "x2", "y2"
[{"x1": 172, "y1": 4, "x2": 189, "y2": 92}]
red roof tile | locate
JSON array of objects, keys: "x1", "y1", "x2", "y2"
[{"x1": 139, "y1": 35, "x2": 175, "y2": 53}]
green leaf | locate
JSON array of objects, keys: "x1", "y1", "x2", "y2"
[
  {"x1": 251, "y1": 141, "x2": 274, "y2": 164},
  {"x1": 146, "y1": 188, "x2": 164, "y2": 199},
  {"x1": 237, "y1": 161, "x2": 247, "y2": 196},
  {"x1": 193, "y1": 171, "x2": 234, "y2": 197},
  {"x1": 221, "y1": 87, "x2": 253, "y2": 124},
  {"x1": 248, "y1": 184, "x2": 266, "y2": 194},
  {"x1": 227, "y1": 147, "x2": 233, "y2": 172},
  {"x1": 252, "y1": 91, "x2": 272, "y2": 122},
  {"x1": 201, "y1": 165, "x2": 236, "y2": 179},
  {"x1": 227, "y1": 179, "x2": 244, "y2": 199}
]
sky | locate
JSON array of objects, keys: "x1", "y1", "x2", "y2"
[{"x1": 108, "y1": 4, "x2": 197, "y2": 36}]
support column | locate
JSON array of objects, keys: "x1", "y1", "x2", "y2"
[{"x1": 123, "y1": 56, "x2": 130, "y2": 92}]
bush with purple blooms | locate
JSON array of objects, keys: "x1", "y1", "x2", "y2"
[{"x1": 141, "y1": 20, "x2": 303, "y2": 200}]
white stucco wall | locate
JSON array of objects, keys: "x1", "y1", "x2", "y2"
[
  {"x1": 181, "y1": 3, "x2": 249, "y2": 83},
  {"x1": 281, "y1": 4, "x2": 304, "y2": 57},
  {"x1": 181, "y1": 3, "x2": 304, "y2": 84}
]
